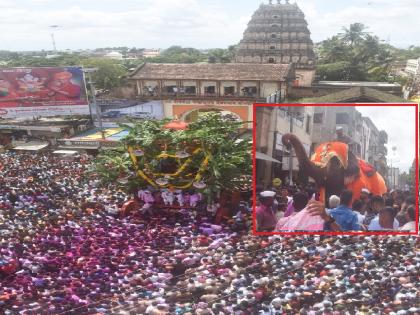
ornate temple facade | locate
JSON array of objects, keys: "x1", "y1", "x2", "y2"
[{"x1": 235, "y1": 0, "x2": 316, "y2": 87}]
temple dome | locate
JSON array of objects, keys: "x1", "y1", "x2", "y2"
[{"x1": 235, "y1": 0, "x2": 315, "y2": 69}]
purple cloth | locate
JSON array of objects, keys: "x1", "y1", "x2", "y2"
[
  {"x1": 256, "y1": 205, "x2": 277, "y2": 231},
  {"x1": 284, "y1": 200, "x2": 295, "y2": 217}
]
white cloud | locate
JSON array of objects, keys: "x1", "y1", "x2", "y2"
[
  {"x1": 0, "y1": 0, "x2": 418, "y2": 50},
  {"x1": 0, "y1": 0, "x2": 249, "y2": 50},
  {"x1": 298, "y1": 0, "x2": 420, "y2": 47},
  {"x1": 0, "y1": 0, "x2": 14, "y2": 7},
  {"x1": 356, "y1": 106, "x2": 416, "y2": 173}
]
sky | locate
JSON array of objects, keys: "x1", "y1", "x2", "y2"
[
  {"x1": 1, "y1": 0, "x2": 419, "y2": 51},
  {"x1": 356, "y1": 106, "x2": 416, "y2": 173}
]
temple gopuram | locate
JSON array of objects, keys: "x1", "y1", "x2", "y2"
[{"x1": 235, "y1": 0, "x2": 316, "y2": 87}]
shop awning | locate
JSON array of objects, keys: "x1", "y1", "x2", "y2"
[
  {"x1": 13, "y1": 142, "x2": 49, "y2": 151},
  {"x1": 53, "y1": 150, "x2": 79, "y2": 155},
  {"x1": 255, "y1": 151, "x2": 281, "y2": 163},
  {"x1": 57, "y1": 145, "x2": 100, "y2": 150}
]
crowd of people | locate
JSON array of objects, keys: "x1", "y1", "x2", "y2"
[
  {"x1": 256, "y1": 182, "x2": 417, "y2": 233},
  {"x1": 0, "y1": 152, "x2": 419, "y2": 314}
]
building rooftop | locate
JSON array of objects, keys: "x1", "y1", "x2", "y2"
[
  {"x1": 129, "y1": 63, "x2": 292, "y2": 81},
  {"x1": 105, "y1": 51, "x2": 123, "y2": 57},
  {"x1": 299, "y1": 87, "x2": 410, "y2": 103},
  {"x1": 70, "y1": 127, "x2": 127, "y2": 141},
  {"x1": 0, "y1": 117, "x2": 89, "y2": 125},
  {"x1": 316, "y1": 81, "x2": 401, "y2": 88}
]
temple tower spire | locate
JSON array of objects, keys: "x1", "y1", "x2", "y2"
[{"x1": 234, "y1": 1, "x2": 316, "y2": 86}]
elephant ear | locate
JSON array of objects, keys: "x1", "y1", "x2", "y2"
[{"x1": 359, "y1": 159, "x2": 376, "y2": 177}]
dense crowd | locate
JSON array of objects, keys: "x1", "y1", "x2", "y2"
[
  {"x1": 256, "y1": 183, "x2": 417, "y2": 232},
  {"x1": 0, "y1": 152, "x2": 419, "y2": 314}
]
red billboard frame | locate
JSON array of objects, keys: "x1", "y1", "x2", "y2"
[{"x1": 252, "y1": 103, "x2": 419, "y2": 236}]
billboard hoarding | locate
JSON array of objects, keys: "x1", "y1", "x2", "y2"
[{"x1": 0, "y1": 67, "x2": 89, "y2": 118}]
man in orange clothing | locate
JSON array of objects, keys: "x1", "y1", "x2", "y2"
[{"x1": 48, "y1": 71, "x2": 81, "y2": 101}]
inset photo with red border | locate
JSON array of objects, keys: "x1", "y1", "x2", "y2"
[{"x1": 253, "y1": 103, "x2": 419, "y2": 236}]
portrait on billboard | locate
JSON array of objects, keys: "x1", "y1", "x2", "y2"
[
  {"x1": 0, "y1": 67, "x2": 86, "y2": 107},
  {"x1": 0, "y1": 67, "x2": 89, "y2": 118}
]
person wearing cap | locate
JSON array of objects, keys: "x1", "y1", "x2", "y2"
[
  {"x1": 256, "y1": 191, "x2": 278, "y2": 232},
  {"x1": 360, "y1": 188, "x2": 370, "y2": 201},
  {"x1": 336, "y1": 127, "x2": 354, "y2": 147}
]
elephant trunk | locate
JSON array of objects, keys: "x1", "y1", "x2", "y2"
[{"x1": 282, "y1": 133, "x2": 325, "y2": 186}]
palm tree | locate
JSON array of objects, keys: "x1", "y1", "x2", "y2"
[
  {"x1": 318, "y1": 35, "x2": 349, "y2": 64},
  {"x1": 341, "y1": 23, "x2": 369, "y2": 47}
]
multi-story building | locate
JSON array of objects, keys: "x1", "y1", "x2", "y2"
[
  {"x1": 405, "y1": 58, "x2": 420, "y2": 78},
  {"x1": 104, "y1": 51, "x2": 123, "y2": 60},
  {"x1": 142, "y1": 49, "x2": 161, "y2": 58},
  {"x1": 388, "y1": 167, "x2": 400, "y2": 190},
  {"x1": 362, "y1": 117, "x2": 388, "y2": 179},
  {"x1": 312, "y1": 106, "x2": 363, "y2": 156},
  {"x1": 404, "y1": 58, "x2": 420, "y2": 99},
  {"x1": 256, "y1": 105, "x2": 314, "y2": 187}
]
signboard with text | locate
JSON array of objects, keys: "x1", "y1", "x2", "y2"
[
  {"x1": 0, "y1": 67, "x2": 89, "y2": 118},
  {"x1": 169, "y1": 99, "x2": 254, "y2": 106}
]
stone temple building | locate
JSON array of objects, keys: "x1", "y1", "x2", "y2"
[{"x1": 235, "y1": 0, "x2": 316, "y2": 87}]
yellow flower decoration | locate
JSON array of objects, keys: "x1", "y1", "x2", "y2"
[{"x1": 128, "y1": 146, "x2": 209, "y2": 189}]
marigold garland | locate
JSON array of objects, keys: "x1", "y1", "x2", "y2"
[{"x1": 128, "y1": 146, "x2": 209, "y2": 189}]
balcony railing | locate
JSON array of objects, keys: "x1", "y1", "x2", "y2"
[{"x1": 136, "y1": 92, "x2": 263, "y2": 100}]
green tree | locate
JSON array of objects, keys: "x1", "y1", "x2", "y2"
[
  {"x1": 340, "y1": 23, "x2": 369, "y2": 47},
  {"x1": 392, "y1": 46, "x2": 420, "y2": 61},
  {"x1": 317, "y1": 35, "x2": 350, "y2": 64},
  {"x1": 207, "y1": 48, "x2": 230, "y2": 63},
  {"x1": 317, "y1": 23, "x2": 396, "y2": 81},
  {"x1": 317, "y1": 61, "x2": 353, "y2": 81},
  {"x1": 91, "y1": 147, "x2": 133, "y2": 184},
  {"x1": 207, "y1": 45, "x2": 237, "y2": 63},
  {"x1": 81, "y1": 58, "x2": 127, "y2": 90},
  {"x1": 3, "y1": 53, "x2": 82, "y2": 67},
  {"x1": 93, "y1": 112, "x2": 252, "y2": 202},
  {"x1": 146, "y1": 46, "x2": 207, "y2": 63}
]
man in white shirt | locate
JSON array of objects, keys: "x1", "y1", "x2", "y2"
[
  {"x1": 351, "y1": 199, "x2": 365, "y2": 226},
  {"x1": 368, "y1": 206, "x2": 399, "y2": 231},
  {"x1": 399, "y1": 206, "x2": 416, "y2": 231}
]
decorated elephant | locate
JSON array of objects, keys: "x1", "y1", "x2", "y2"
[{"x1": 282, "y1": 133, "x2": 387, "y2": 204}]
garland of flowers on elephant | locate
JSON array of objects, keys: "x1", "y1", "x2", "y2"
[{"x1": 128, "y1": 146, "x2": 209, "y2": 189}]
